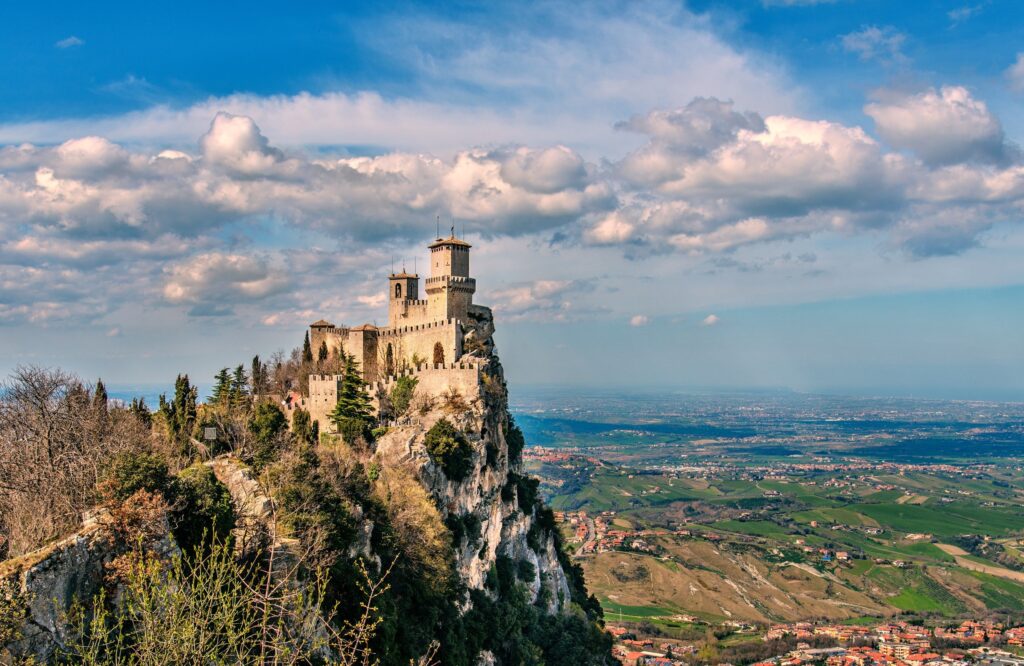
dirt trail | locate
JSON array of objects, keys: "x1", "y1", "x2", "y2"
[{"x1": 936, "y1": 544, "x2": 1024, "y2": 583}]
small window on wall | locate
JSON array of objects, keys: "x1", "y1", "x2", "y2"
[
  {"x1": 395, "y1": 283, "x2": 402, "y2": 298},
  {"x1": 433, "y1": 342, "x2": 445, "y2": 366}
]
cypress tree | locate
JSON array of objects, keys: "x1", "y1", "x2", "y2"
[
  {"x1": 162, "y1": 374, "x2": 198, "y2": 456},
  {"x1": 93, "y1": 378, "x2": 108, "y2": 412},
  {"x1": 302, "y1": 331, "x2": 313, "y2": 363},
  {"x1": 251, "y1": 355, "x2": 266, "y2": 396},
  {"x1": 130, "y1": 397, "x2": 152, "y2": 428},
  {"x1": 318, "y1": 341, "x2": 328, "y2": 363},
  {"x1": 292, "y1": 406, "x2": 316, "y2": 447}
]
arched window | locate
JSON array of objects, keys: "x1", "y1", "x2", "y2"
[
  {"x1": 385, "y1": 343, "x2": 395, "y2": 376},
  {"x1": 433, "y1": 342, "x2": 445, "y2": 366},
  {"x1": 394, "y1": 283, "x2": 402, "y2": 299}
]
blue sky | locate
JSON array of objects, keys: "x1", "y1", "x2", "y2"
[{"x1": 0, "y1": 0, "x2": 1023, "y2": 400}]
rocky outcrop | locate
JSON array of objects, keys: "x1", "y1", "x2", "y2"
[
  {"x1": 375, "y1": 305, "x2": 574, "y2": 614},
  {"x1": 0, "y1": 508, "x2": 177, "y2": 664}
]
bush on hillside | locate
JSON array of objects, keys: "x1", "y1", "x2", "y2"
[
  {"x1": 171, "y1": 463, "x2": 235, "y2": 555},
  {"x1": 424, "y1": 419, "x2": 473, "y2": 481},
  {"x1": 248, "y1": 402, "x2": 288, "y2": 471},
  {"x1": 389, "y1": 376, "x2": 418, "y2": 417},
  {"x1": 101, "y1": 452, "x2": 172, "y2": 503},
  {"x1": 338, "y1": 416, "x2": 374, "y2": 449}
]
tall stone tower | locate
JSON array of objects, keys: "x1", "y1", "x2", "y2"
[{"x1": 426, "y1": 234, "x2": 476, "y2": 321}]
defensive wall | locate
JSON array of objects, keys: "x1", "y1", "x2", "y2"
[{"x1": 374, "y1": 361, "x2": 481, "y2": 404}]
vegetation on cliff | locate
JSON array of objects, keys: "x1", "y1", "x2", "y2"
[{"x1": 0, "y1": 343, "x2": 612, "y2": 664}]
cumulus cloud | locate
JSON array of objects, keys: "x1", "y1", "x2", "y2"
[
  {"x1": 3, "y1": 86, "x2": 1024, "y2": 326},
  {"x1": 841, "y1": 26, "x2": 907, "y2": 65},
  {"x1": 1006, "y1": 53, "x2": 1024, "y2": 93},
  {"x1": 629, "y1": 315, "x2": 649, "y2": 327},
  {"x1": 865, "y1": 87, "x2": 1009, "y2": 165},
  {"x1": 162, "y1": 252, "x2": 292, "y2": 316},
  {"x1": 701, "y1": 314, "x2": 720, "y2": 326},
  {"x1": 0, "y1": 115, "x2": 611, "y2": 252}
]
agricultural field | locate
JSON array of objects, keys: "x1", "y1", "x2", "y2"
[{"x1": 515, "y1": 389, "x2": 1024, "y2": 626}]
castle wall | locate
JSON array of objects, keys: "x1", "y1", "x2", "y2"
[
  {"x1": 377, "y1": 319, "x2": 462, "y2": 378},
  {"x1": 308, "y1": 374, "x2": 342, "y2": 433},
  {"x1": 374, "y1": 362, "x2": 481, "y2": 407}
]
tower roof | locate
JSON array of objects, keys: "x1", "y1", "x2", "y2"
[
  {"x1": 310, "y1": 319, "x2": 334, "y2": 328},
  {"x1": 389, "y1": 271, "x2": 418, "y2": 279},
  {"x1": 428, "y1": 234, "x2": 471, "y2": 249}
]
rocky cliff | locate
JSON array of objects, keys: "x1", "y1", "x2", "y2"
[{"x1": 375, "y1": 305, "x2": 573, "y2": 614}]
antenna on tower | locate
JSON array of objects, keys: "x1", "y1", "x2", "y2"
[
  {"x1": 391, "y1": 255, "x2": 394, "y2": 274},
  {"x1": 436, "y1": 215, "x2": 440, "y2": 239},
  {"x1": 414, "y1": 257, "x2": 417, "y2": 274}
]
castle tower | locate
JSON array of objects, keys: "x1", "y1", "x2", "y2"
[
  {"x1": 387, "y1": 269, "x2": 421, "y2": 328},
  {"x1": 426, "y1": 233, "x2": 476, "y2": 321}
]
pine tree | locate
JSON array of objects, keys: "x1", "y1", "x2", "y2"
[
  {"x1": 302, "y1": 331, "x2": 313, "y2": 363},
  {"x1": 329, "y1": 354, "x2": 374, "y2": 430},
  {"x1": 317, "y1": 341, "x2": 328, "y2": 363},
  {"x1": 211, "y1": 368, "x2": 232, "y2": 406}
]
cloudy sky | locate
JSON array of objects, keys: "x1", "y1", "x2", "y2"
[{"x1": 1, "y1": 0, "x2": 1023, "y2": 400}]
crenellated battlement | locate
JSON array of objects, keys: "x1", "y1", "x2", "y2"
[{"x1": 377, "y1": 318, "x2": 459, "y2": 338}]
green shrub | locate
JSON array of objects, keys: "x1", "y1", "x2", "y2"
[
  {"x1": 505, "y1": 418, "x2": 526, "y2": 463},
  {"x1": 390, "y1": 376, "x2": 418, "y2": 416},
  {"x1": 338, "y1": 416, "x2": 374, "y2": 448},
  {"x1": 171, "y1": 463, "x2": 235, "y2": 555},
  {"x1": 517, "y1": 559, "x2": 536, "y2": 582},
  {"x1": 445, "y1": 512, "x2": 482, "y2": 546},
  {"x1": 103, "y1": 452, "x2": 171, "y2": 502},
  {"x1": 515, "y1": 475, "x2": 540, "y2": 514},
  {"x1": 248, "y1": 402, "x2": 288, "y2": 470},
  {"x1": 424, "y1": 418, "x2": 473, "y2": 481}
]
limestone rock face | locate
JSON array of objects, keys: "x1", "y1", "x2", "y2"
[
  {"x1": 375, "y1": 305, "x2": 574, "y2": 614},
  {"x1": 0, "y1": 510, "x2": 177, "y2": 664}
]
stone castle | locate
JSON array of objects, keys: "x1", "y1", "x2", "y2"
[{"x1": 301, "y1": 232, "x2": 488, "y2": 432}]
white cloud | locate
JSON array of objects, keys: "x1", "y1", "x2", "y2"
[
  {"x1": 840, "y1": 26, "x2": 907, "y2": 65},
  {"x1": 162, "y1": 252, "x2": 292, "y2": 316},
  {"x1": 701, "y1": 314, "x2": 720, "y2": 326},
  {"x1": 488, "y1": 279, "x2": 593, "y2": 321},
  {"x1": 629, "y1": 314, "x2": 649, "y2": 326},
  {"x1": 55, "y1": 36, "x2": 84, "y2": 49},
  {"x1": 1006, "y1": 53, "x2": 1024, "y2": 93},
  {"x1": 948, "y1": 5, "x2": 984, "y2": 25},
  {"x1": 865, "y1": 86, "x2": 1009, "y2": 165}
]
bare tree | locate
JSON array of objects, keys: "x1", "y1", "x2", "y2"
[{"x1": 0, "y1": 366, "x2": 151, "y2": 556}]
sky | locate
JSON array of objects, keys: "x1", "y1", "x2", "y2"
[{"x1": 1, "y1": 0, "x2": 1023, "y2": 401}]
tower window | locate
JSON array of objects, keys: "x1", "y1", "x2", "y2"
[{"x1": 395, "y1": 283, "x2": 402, "y2": 299}]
